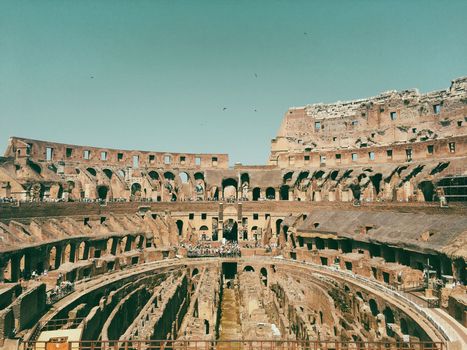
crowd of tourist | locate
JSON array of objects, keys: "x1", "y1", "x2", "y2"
[
  {"x1": 0, "y1": 197, "x2": 17, "y2": 203},
  {"x1": 47, "y1": 280, "x2": 75, "y2": 304},
  {"x1": 184, "y1": 241, "x2": 241, "y2": 258}
]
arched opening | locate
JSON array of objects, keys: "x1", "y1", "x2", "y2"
[
  {"x1": 251, "y1": 226, "x2": 258, "y2": 241},
  {"x1": 383, "y1": 307, "x2": 395, "y2": 336},
  {"x1": 78, "y1": 241, "x2": 87, "y2": 260},
  {"x1": 243, "y1": 265, "x2": 255, "y2": 272},
  {"x1": 222, "y1": 178, "x2": 238, "y2": 200},
  {"x1": 117, "y1": 169, "x2": 125, "y2": 178},
  {"x1": 252, "y1": 187, "x2": 261, "y2": 201},
  {"x1": 260, "y1": 267, "x2": 268, "y2": 286},
  {"x1": 240, "y1": 173, "x2": 249, "y2": 185},
  {"x1": 266, "y1": 187, "x2": 275, "y2": 199},
  {"x1": 63, "y1": 243, "x2": 72, "y2": 263},
  {"x1": 176, "y1": 220, "x2": 183, "y2": 236},
  {"x1": 97, "y1": 186, "x2": 109, "y2": 200},
  {"x1": 313, "y1": 170, "x2": 325, "y2": 179},
  {"x1": 283, "y1": 172, "x2": 293, "y2": 183},
  {"x1": 418, "y1": 181, "x2": 435, "y2": 201},
  {"x1": 192, "y1": 268, "x2": 199, "y2": 277},
  {"x1": 103, "y1": 169, "x2": 113, "y2": 179},
  {"x1": 370, "y1": 173, "x2": 383, "y2": 194},
  {"x1": 28, "y1": 161, "x2": 42, "y2": 174},
  {"x1": 49, "y1": 246, "x2": 57, "y2": 270},
  {"x1": 280, "y1": 185, "x2": 289, "y2": 200},
  {"x1": 369, "y1": 299, "x2": 379, "y2": 316},
  {"x1": 400, "y1": 318, "x2": 409, "y2": 335},
  {"x1": 194, "y1": 172, "x2": 205, "y2": 181},
  {"x1": 131, "y1": 183, "x2": 142, "y2": 197},
  {"x1": 315, "y1": 238, "x2": 325, "y2": 250},
  {"x1": 148, "y1": 171, "x2": 159, "y2": 180},
  {"x1": 223, "y1": 219, "x2": 238, "y2": 242},
  {"x1": 330, "y1": 170, "x2": 339, "y2": 181},
  {"x1": 86, "y1": 167, "x2": 97, "y2": 176},
  {"x1": 204, "y1": 320, "x2": 210, "y2": 335},
  {"x1": 275, "y1": 219, "x2": 283, "y2": 236},
  {"x1": 199, "y1": 225, "x2": 209, "y2": 240},
  {"x1": 164, "y1": 172, "x2": 175, "y2": 181},
  {"x1": 179, "y1": 172, "x2": 189, "y2": 184}
]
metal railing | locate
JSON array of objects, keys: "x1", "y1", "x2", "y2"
[{"x1": 23, "y1": 340, "x2": 445, "y2": 350}]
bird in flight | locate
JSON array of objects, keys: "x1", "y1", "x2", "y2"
[
  {"x1": 254, "y1": 73, "x2": 258, "y2": 78},
  {"x1": 223, "y1": 107, "x2": 227, "y2": 111}
]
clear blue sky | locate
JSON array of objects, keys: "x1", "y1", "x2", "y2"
[{"x1": 1, "y1": 0, "x2": 466, "y2": 165}]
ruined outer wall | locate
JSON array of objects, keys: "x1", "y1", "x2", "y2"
[
  {"x1": 5, "y1": 137, "x2": 229, "y2": 169},
  {"x1": 270, "y1": 77, "x2": 467, "y2": 167}
]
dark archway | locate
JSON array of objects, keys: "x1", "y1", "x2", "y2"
[
  {"x1": 223, "y1": 219, "x2": 238, "y2": 242},
  {"x1": 176, "y1": 220, "x2": 183, "y2": 236},
  {"x1": 164, "y1": 172, "x2": 175, "y2": 180},
  {"x1": 252, "y1": 187, "x2": 261, "y2": 201},
  {"x1": 87, "y1": 167, "x2": 97, "y2": 176},
  {"x1": 275, "y1": 219, "x2": 283, "y2": 236},
  {"x1": 97, "y1": 186, "x2": 109, "y2": 200},
  {"x1": 280, "y1": 185, "x2": 289, "y2": 200},
  {"x1": 418, "y1": 181, "x2": 435, "y2": 201},
  {"x1": 243, "y1": 265, "x2": 255, "y2": 272},
  {"x1": 222, "y1": 178, "x2": 238, "y2": 200},
  {"x1": 260, "y1": 267, "x2": 268, "y2": 286},
  {"x1": 370, "y1": 173, "x2": 383, "y2": 194},
  {"x1": 148, "y1": 171, "x2": 159, "y2": 180},
  {"x1": 103, "y1": 169, "x2": 113, "y2": 179},
  {"x1": 131, "y1": 183, "x2": 142, "y2": 196},
  {"x1": 369, "y1": 299, "x2": 379, "y2": 316},
  {"x1": 266, "y1": 187, "x2": 276, "y2": 200}
]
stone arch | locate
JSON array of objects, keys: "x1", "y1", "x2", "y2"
[
  {"x1": 400, "y1": 318, "x2": 409, "y2": 335},
  {"x1": 418, "y1": 181, "x2": 435, "y2": 201},
  {"x1": 370, "y1": 173, "x2": 383, "y2": 194},
  {"x1": 49, "y1": 246, "x2": 58, "y2": 270},
  {"x1": 222, "y1": 178, "x2": 238, "y2": 200},
  {"x1": 243, "y1": 265, "x2": 255, "y2": 272},
  {"x1": 223, "y1": 219, "x2": 238, "y2": 242},
  {"x1": 131, "y1": 183, "x2": 142, "y2": 196},
  {"x1": 164, "y1": 172, "x2": 175, "y2": 180},
  {"x1": 117, "y1": 169, "x2": 126, "y2": 178},
  {"x1": 369, "y1": 299, "x2": 379, "y2": 317},
  {"x1": 97, "y1": 185, "x2": 109, "y2": 200},
  {"x1": 280, "y1": 185, "x2": 289, "y2": 200},
  {"x1": 252, "y1": 187, "x2": 261, "y2": 201},
  {"x1": 176, "y1": 220, "x2": 184, "y2": 236},
  {"x1": 330, "y1": 170, "x2": 339, "y2": 181},
  {"x1": 275, "y1": 219, "x2": 283, "y2": 236},
  {"x1": 78, "y1": 241, "x2": 87, "y2": 260},
  {"x1": 63, "y1": 243, "x2": 72, "y2": 263},
  {"x1": 260, "y1": 267, "x2": 268, "y2": 286},
  {"x1": 266, "y1": 187, "x2": 276, "y2": 200},
  {"x1": 28, "y1": 161, "x2": 42, "y2": 174},
  {"x1": 103, "y1": 169, "x2": 113, "y2": 179},
  {"x1": 192, "y1": 268, "x2": 199, "y2": 277},
  {"x1": 137, "y1": 235, "x2": 145, "y2": 249},
  {"x1": 148, "y1": 171, "x2": 160, "y2": 180},
  {"x1": 86, "y1": 167, "x2": 97, "y2": 176},
  {"x1": 283, "y1": 171, "x2": 293, "y2": 183},
  {"x1": 179, "y1": 172, "x2": 189, "y2": 184},
  {"x1": 194, "y1": 172, "x2": 205, "y2": 181}
]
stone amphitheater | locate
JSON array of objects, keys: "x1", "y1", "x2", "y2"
[{"x1": 0, "y1": 78, "x2": 466, "y2": 350}]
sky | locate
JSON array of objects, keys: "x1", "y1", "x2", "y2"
[{"x1": 0, "y1": 0, "x2": 466, "y2": 165}]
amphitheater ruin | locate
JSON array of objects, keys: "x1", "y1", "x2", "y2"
[{"x1": 0, "y1": 77, "x2": 466, "y2": 349}]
